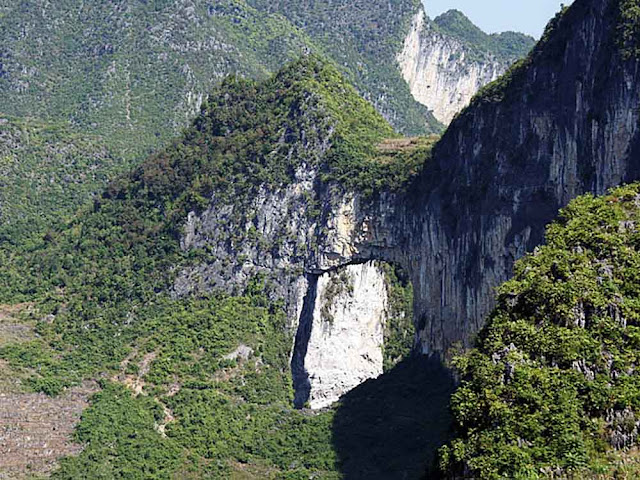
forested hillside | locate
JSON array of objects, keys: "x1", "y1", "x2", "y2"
[
  {"x1": 432, "y1": 9, "x2": 535, "y2": 62},
  {"x1": 0, "y1": 0, "x2": 317, "y2": 160},
  {"x1": 0, "y1": 116, "x2": 123, "y2": 243},
  {"x1": 4, "y1": 0, "x2": 640, "y2": 479},
  {"x1": 0, "y1": 58, "x2": 435, "y2": 479},
  {"x1": 0, "y1": 0, "x2": 441, "y2": 164},
  {"x1": 0, "y1": 0, "x2": 539, "y2": 248},
  {"x1": 245, "y1": 0, "x2": 442, "y2": 134}
]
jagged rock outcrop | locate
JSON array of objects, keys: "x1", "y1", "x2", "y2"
[{"x1": 174, "y1": 164, "x2": 407, "y2": 408}]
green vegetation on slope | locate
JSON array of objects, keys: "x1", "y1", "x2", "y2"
[
  {"x1": 230, "y1": 0, "x2": 443, "y2": 136},
  {"x1": 440, "y1": 183, "x2": 640, "y2": 479},
  {"x1": 0, "y1": 58, "x2": 419, "y2": 478},
  {"x1": 0, "y1": 0, "x2": 441, "y2": 167},
  {"x1": 432, "y1": 10, "x2": 535, "y2": 63},
  {"x1": 0, "y1": 51, "x2": 428, "y2": 254},
  {"x1": 0, "y1": 116, "x2": 124, "y2": 244},
  {"x1": 53, "y1": 381, "x2": 192, "y2": 479},
  {"x1": 39, "y1": 293, "x2": 340, "y2": 479},
  {"x1": 382, "y1": 263, "x2": 416, "y2": 372},
  {"x1": 0, "y1": 0, "x2": 318, "y2": 161},
  {"x1": 0, "y1": 56, "x2": 404, "y2": 379},
  {"x1": 0, "y1": 0, "x2": 530, "y2": 255}
]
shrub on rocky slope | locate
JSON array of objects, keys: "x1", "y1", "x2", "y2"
[{"x1": 441, "y1": 184, "x2": 640, "y2": 479}]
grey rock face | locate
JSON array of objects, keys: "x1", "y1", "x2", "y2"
[
  {"x1": 173, "y1": 150, "x2": 408, "y2": 404},
  {"x1": 291, "y1": 262, "x2": 388, "y2": 409},
  {"x1": 407, "y1": 0, "x2": 640, "y2": 354},
  {"x1": 177, "y1": 0, "x2": 640, "y2": 397}
]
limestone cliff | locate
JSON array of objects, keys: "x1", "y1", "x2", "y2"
[
  {"x1": 397, "y1": 9, "x2": 534, "y2": 125},
  {"x1": 398, "y1": 11, "x2": 503, "y2": 124},
  {"x1": 407, "y1": 0, "x2": 640, "y2": 354},
  {"x1": 175, "y1": 0, "x2": 640, "y2": 407},
  {"x1": 169, "y1": 58, "x2": 418, "y2": 408},
  {"x1": 174, "y1": 164, "x2": 408, "y2": 409},
  {"x1": 291, "y1": 263, "x2": 388, "y2": 409}
]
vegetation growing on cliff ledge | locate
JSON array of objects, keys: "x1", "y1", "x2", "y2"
[
  {"x1": 619, "y1": 0, "x2": 640, "y2": 58},
  {"x1": 440, "y1": 183, "x2": 640, "y2": 479},
  {"x1": 382, "y1": 264, "x2": 416, "y2": 372}
]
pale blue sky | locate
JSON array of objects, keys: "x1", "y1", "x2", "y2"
[{"x1": 423, "y1": 0, "x2": 573, "y2": 38}]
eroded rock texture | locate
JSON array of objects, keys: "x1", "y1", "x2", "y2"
[
  {"x1": 398, "y1": 11, "x2": 505, "y2": 124},
  {"x1": 176, "y1": 0, "x2": 640, "y2": 405}
]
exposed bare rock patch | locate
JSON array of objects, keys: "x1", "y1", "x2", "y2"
[{"x1": 112, "y1": 351, "x2": 157, "y2": 396}]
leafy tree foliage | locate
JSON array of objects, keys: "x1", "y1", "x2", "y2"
[
  {"x1": 440, "y1": 184, "x2": 640, "y2": 479},
  {"x1": 619, "y1": 0, "x2": 640, "y2": 58},
  {"x1": 0, "y1": 117, "x2": 124, "y2": 243}
]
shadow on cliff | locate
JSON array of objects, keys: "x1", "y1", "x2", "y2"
[{"x1": 331, "y1": 356, "x2": 455, "y2": 480}]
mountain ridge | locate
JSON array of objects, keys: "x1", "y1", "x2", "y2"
[
  {"x1": 3, "y1": 0, "x2": 639, "y2": 478},
  {"x1": 398, "y1": 7, "x2": 536, "y2": 124},
  {"x1": 0, "y1": 58, "x2": 422, "y2": 477},
  {"x1": 0, "y1": 0, "x2": 538, "y2": 249},
  {"x1": 433, "y1": 9, "x2": 536, "y2": 63}
]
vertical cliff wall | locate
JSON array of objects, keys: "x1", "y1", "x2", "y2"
[
  {"x1": 408, "y1": 0, "x2": 640, "y2": 354},
  {"x1": 398, "y1": 11, "x2": 504, "y2": 124},
  {"x1": 397, "y1": 8, "x2": 534, "y2": 125},
  {"x1": 291, "y1": 263, "x2": 388, "y2": 409},
  {"x1": 176, "y1": 0, "x2": 640, "y2": 406},
  {"x1": 175, "y1": 173, "x2": 410, "y2": 409}
]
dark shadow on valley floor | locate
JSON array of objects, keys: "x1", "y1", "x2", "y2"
[{"x1": 331, "y1": 356, "x2": 455, "y2": 480}]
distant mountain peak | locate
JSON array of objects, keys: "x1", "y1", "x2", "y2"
[{"x1": 431, "y1": 8, "x2": 535, "y2": 62}]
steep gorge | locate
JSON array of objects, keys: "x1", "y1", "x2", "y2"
[
  {"x1": 408, "y1": 0, "x2": 640, "y2": 354},
  {"x1": 4, "y1": 1, "x2": 640, "y2": 476},
  {"x1": 173, "y1": 0, "x2": 640, "y2": 402}
]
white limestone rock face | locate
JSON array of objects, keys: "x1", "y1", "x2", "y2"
[
  {"x1": 397, "y1": 11, "x2": 505, "y2": 125},
  {"x1": 294, "y1": 262, "x2": 389, "y2": 410}
]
